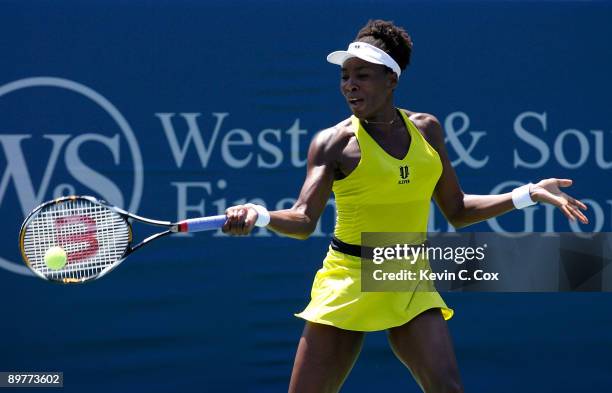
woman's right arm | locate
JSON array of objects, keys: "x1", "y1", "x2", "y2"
[{"x1": 223, "y1": 128, "x2": 339, "y2": 239}]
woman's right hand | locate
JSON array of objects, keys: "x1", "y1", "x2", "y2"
[
  {"x1": 222, "y1": 205, "x2": 259, "y2": 236},
  {"x1": 221, "y1": 125, "x2": 340, "y2": 239}
]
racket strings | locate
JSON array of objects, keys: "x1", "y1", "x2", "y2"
[{"x1": 22, "y1": 199, "x2": 130, "y2": 281}]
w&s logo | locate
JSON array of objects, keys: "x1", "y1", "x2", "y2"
[{"x1": 0, "y1": 77, "x2": 143, "y2": 275}]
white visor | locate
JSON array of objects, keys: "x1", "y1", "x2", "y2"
[{"x1": 327, "y1": 41, "x2": 401, "y2": 77}]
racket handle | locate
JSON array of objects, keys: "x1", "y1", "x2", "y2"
[{"x1": 176, "y1": 215, "x2": 227, "y2": 232}]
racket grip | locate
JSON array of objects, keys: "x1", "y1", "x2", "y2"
[{"x1": 177, "y1": 215, "x2": 227, "y2": 232}]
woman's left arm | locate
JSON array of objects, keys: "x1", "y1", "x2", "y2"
[{"x1": 412, "y1": 113, "x2": 589, "y2": 229}]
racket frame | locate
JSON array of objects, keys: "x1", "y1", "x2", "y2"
[{"x1": 19, "y1": 195, "x2": 203, "y2": 284}]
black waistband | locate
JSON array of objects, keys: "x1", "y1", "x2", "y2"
[
  {"x1": 330, "y1": 236, "x2": 429, "y2": 259},
  {"x1": 330, "y1": 236, "x2": 376, "y2": 259}
]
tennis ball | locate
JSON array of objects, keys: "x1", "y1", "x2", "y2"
[{"x1": 44, "y1": 246, "x2": 67, "y2": 270}]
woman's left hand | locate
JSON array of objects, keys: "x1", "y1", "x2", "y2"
[{"x1": 530, "y1": 178, "x2": 589, "y2": 224}]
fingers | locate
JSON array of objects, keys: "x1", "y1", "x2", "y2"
[
  {"x1": 564, "y1": 194, "x2": 588, "y2": 211},
  {"x1": 543, "y1": 178, "x2": 589, "y2": 224},
  {"x1": 558, "y1": 190, "x2": 589, "y2": 224},
  {"x1": 559, "y1": 204, "x2": 575, "y2": 222},
  {"x1": 222, "y1": 205, "x2": 257, "y2": 236},
  {"x1": 557, "y1": 200, "x2": 589, "y2": 225},
  {"x1": 567, "y1": 204, "x2": 589, "y2": 224}
]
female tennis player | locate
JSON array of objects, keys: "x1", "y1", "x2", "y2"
[{"x1": 223, "y1": 20, "x2": 588, "y2": 393}]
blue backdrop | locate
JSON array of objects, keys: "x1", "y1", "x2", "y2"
[{"x1": 1, "y1": 1, "x2": 611, "y2": 392}]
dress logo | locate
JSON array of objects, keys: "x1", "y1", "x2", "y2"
[{"x1": 398, "y1": 165, "x2": 410, "y2": 184}]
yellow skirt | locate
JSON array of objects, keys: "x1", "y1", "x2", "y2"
[{"x1": 295, "y1": 247, "x2": 453, "y2": 332}]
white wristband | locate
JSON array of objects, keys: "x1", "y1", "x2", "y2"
[
  {"x1": 245, "y1": 204, "x2": 270, "y2": 227},
  {"x1": 512, "y1": 183, "x2": 537, "y2": 209}
]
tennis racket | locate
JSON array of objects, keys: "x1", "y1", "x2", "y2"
[{"x1": 18, "y1": 195, "x2": 239, "y2": 284}]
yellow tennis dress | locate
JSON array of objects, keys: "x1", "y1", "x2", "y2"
[{"x1": 295, "y1": 110, "x2": 453, "y2": 331}]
